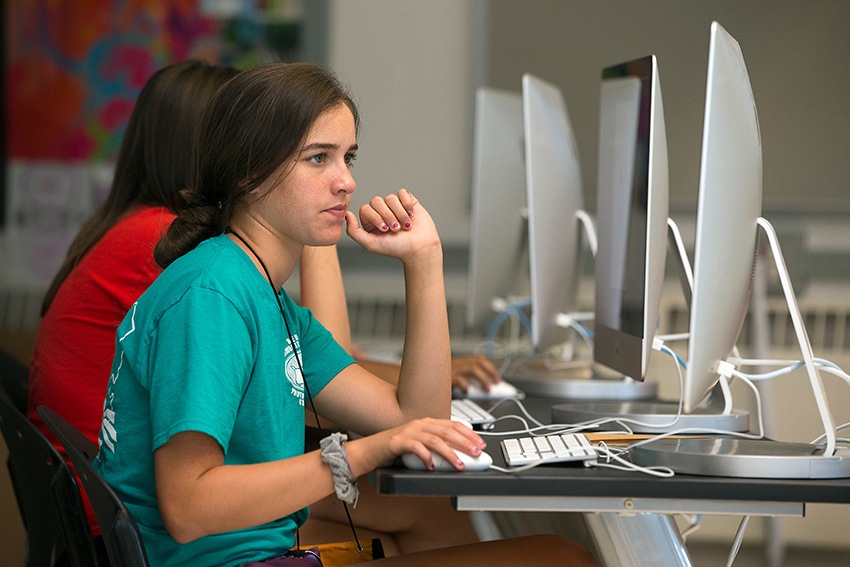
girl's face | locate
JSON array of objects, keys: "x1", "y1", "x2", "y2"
[{"x1": 254, "y1": 103, "x2": 358, "y2": 248}]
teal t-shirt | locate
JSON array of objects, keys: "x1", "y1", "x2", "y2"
[{"x1": 94, "y1": 234, "x2": 355, "y2": 566}]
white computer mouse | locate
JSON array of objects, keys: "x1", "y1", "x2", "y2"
[
  {"x1": 459, "y1": 379, "x2": 520, "y2": 400},
  {"x1": 401, "y1": 449, "x2": 493, "y2": 472}
]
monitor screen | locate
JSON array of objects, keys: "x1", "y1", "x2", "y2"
[
  {"x1": 522, "y1": 74, "x2": 585, "y2": 353},
  {"x1": 593, "y1": 54, "x2": 669, "y2": 381},
  {"x1": 465, "y1": 87, "x2": 528, "y2": 332},
  {"x1": 685, "y1": 22, "x2": 762, "y2": 412}
]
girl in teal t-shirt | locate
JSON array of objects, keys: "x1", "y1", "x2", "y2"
[{"x1": 93, "y1": 62, "x2": 595, "y2": 567}]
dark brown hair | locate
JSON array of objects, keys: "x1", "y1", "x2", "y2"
[
  {"x1": 41, "y1": 60, "x2": 239, "y2": 315},
  {"x1": 154, "y1": 61, "x2": 360, "y2": 268}
]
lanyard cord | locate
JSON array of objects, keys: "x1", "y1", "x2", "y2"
[
  {"x1": 225, "y1": 227, "x2": 361, "y2": 551},
  {"x1": 225, "y1": 228, "x2": 320, "y2": 429}
]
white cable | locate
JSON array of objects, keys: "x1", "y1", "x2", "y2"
[
  {"x1": 725, "y1": 516, "x2": 751, "y2": 567},
  {"x1": 811, "y1": 422, "x2": 850, "y2": 446},
  {"x1": 655, "y1": 332, "x2": 690, "y2": 343},
  {"x1": 679, "y1": 515, "x2": 702, "y2": 540},
  {"x1": 590, "y1": 443, "x2": 675, "y2": 478},
  {"x1": 667, "y1": 217, "x2": 694, "y2": 292},
  {"x1": 730, "y1": 357, "x2": 850, "y2": 387},
  {"x1": 735, "y1": 374, "x2": 765, "y2": 439},
  {"x1": 576, "y1": 209, "x2": 598, "y2": 257}
]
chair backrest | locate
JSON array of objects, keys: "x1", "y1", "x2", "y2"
[
  {"x1": 38, "y1": 405, "x2": 150, "y2": 567},
  {"x1": 0, "y1": 347, "x2": 29, "y2": 413},
  {"x1": 0, "y1": 390, "x2": 100, "y2": 567}
]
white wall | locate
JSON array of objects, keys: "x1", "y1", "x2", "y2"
[
  {"x1": 485, "y1": 1, "x2": 850, "y2": 217},
  {"x1": 326, "y1": 0, "x2": 487, "y2": 246}
]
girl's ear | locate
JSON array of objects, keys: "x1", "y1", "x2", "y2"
[{"x1": 239, "y1": 178, "x2": 267, "y2": 201}]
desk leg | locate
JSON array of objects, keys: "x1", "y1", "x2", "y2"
[{"x1": 584, "y1": 512, "x2": 692, "y2": 567}]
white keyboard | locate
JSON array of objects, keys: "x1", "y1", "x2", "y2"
[
  {"x1": 451, "y1": 399, "x2": 496, "y2": 428},
  {"x1": 501, "y1": 433, "x2": 597, "y2": 467}
]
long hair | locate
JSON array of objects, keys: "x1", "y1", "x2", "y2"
[
  {"x1": 154, "y1": 62, "x2": 360, "y2": 268},
  {"x1": 41, "y1": 60, "x2": 239, "y2": 315}
]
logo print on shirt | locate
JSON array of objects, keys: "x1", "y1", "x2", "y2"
[{"x1": 284, "y1": 334, "x2": 306, "y2": 406}]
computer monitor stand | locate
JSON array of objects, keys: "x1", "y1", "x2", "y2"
[
  {"x1": 505, "y1": 360, "x2": 658, "y2": 400},
  {"x1": 550, "y1": 380, "x2": 750, "y2": 433},
  {"x1": 630, "y1": 218, "x2": 850, "y2": 478}
]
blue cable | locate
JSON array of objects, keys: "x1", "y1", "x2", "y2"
[{"x1": 485, "y1": 299, "x2": 533, "y2": 357}]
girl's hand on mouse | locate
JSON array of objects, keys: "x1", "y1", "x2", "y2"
[
  {"x1": 344, "y1": 189, "x2": 441, "y2": 263},
  {"x1": 450, "y1": 355, "x2": 502, "y2": 393},
  {"x1": 345, "y1": 417, "x2": 486, "y2": 473}
]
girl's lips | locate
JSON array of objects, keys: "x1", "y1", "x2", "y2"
[{"x1": 324, "y1": 205, "x2": 347, "y2": 218}]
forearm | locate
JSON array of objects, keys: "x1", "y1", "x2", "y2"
[
  {"x1": 159, "y1": 428, "x2": 396, "y2": 544},
  {"x1": 159, "y1": 450, "x2": 336, "y2": 544},
  {"x1": 300, "y1": 245, "x2": 352, "y2": 351},
  {"x1": 396, "y1": 246, "x2": 451, "y2": 419},
  {"x1": 343, "y1": 191, "x2": 450, "y2": 421}
]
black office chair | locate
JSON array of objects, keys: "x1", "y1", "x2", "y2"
[
  {"x1": 0, "y1": 347, "x2": 29, "y2": 413},
  {"x1": 38, "y1": 405, "x2": 150, "y2": 567},
  {"x1": 0, "y1": 388, "x2": 100, "y2": 567}
]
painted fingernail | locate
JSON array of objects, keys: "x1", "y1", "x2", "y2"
[
  {"x1": 404, "y1": 221, "x2": 411, "y2": 229},
  {"x1": 407, "y1": 210, "x2": 414, "y2": 217},
  {"x1": 381, "y1": 223, "x2": 388, "y2": 231},
  {"x1": 392, "y1": 222, "x2": 399, "y2": 230}
]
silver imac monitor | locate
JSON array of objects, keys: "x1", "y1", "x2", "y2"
[
  {"x1": 592, "y1": 55, "x2": 669, "y2": 381},
  {"x1": 465, "y1": 87, "x2": 527, "y2": 332},
  {"x1": 522, "y1": 73, "x2": 584, "y2": 354},
  {"x1": 682, "y1": 23, "x2": 762, "y2": 414}
]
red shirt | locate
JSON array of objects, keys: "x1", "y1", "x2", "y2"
[{"x1": 27, "y1": 205, "x2": 175, "y2": 533}]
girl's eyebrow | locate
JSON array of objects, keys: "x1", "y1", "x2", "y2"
[{"x1": 300, "y1": 142, "x2": 359, "y2": 153}]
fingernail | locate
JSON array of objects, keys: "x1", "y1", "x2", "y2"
[
  {"x1": 407, "y1": 210, "x2": 414, "y2": 217},
  {"x1": 381, "y1": 223, "x2": 388, "y2": 231},
  {"x1": 391, "y1": 222, "x2": 399, "y2": 230},
  {"x1": 404, "y1": 221, "x2": 411, "y2": 229},
  {"x1": 472, "y1": 446, "x2": 481, "y2": 455}
]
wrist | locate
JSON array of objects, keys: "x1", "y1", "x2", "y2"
[
  {"x1": 337, "y1": 437, "x2": 369, "y2": 478},
  {"x1": 402, "y1": 239, "x2": 443, "y2": 269},
  {"x1": 402, "y1": 243, "x2": 443, "y2": 277}
]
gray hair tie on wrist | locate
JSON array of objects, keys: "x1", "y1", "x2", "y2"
[{"x1": 320, "y1": 432, "x2": 359, "y2": 507}]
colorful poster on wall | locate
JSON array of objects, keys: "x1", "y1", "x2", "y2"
[
  {"x1": 2, "y1": 0, "x2": 303, "y2": 288},
  {"x1": 8, "y1": 1, "x2": 223, "y2": 161}
]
